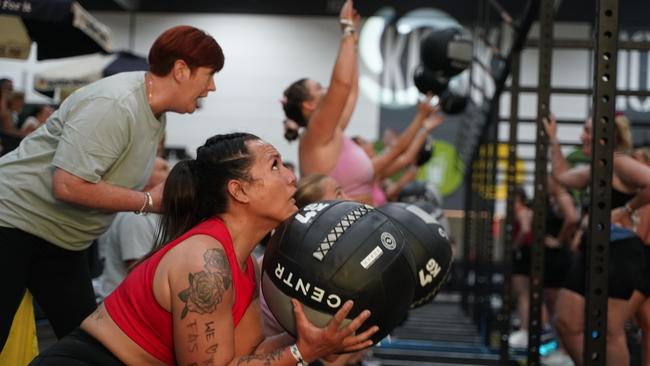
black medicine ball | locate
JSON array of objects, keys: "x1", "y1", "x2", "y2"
[
  {"x1": 398, "y1": 181, "x2": 441, "y2": 206},
  {"x1": 420, "y1": 27, "x2": 472, "y2": 77},
  {"x1": 262, "y1": 200, "x2": 417, "y2": 345},
  {"x1": 413, "y1": 64, "x2": 449, "y2": 95},
  {"x1": 412, "y1": 201, "x2": 447, "y2": 231},
  {"x1": 439, "y1": 89, "x2": 469, "y2": 114},
  {"x1": 377, "y1": 203, "x2": 453, "y2": 308},
  {"x1": 416, "y1": 135, "x2": 435, "y2": 167}
]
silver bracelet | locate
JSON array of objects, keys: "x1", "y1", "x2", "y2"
[{"x1": 135, "y1": 192, "x2": 153, "y2": 215}]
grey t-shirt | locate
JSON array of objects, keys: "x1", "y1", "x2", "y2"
[
  {"x1": 97, "y1": 212, "x2": 159, "y2": 298},
  {"x1": 0, "y1": 72, "x2": 166, "y2": 250}
]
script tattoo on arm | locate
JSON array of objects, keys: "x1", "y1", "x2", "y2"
[
  {"x1": 236, "y1": 348, "x2": 284, "y2": 366},
  {"x1": 204, "y1": 320, "x2": 216, "y2": 343},
  {"x1": 178, "y1": 247, "x2": 232, "y2": 319},
  {"x1": 201, "y1": 343, "x2": 219, "y2": 366},
  {"x1": 187, "y1": 320, "x2": 199, "y2": 353}
]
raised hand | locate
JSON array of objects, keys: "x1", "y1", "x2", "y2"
[
  {"x1": 352, "y1": 10, "x2": 361, "y2": 32},
  {"x1": 339, "y1": 0, "x2": 355, "y2": 23},
  {"x1": 416, "y1": 94, "x2": 437, "y2": 116},
  {"x1": 542, "y1": 113, "x2": 558, "y2": 141},
  {"x1": 417, "y1": 94, "x2": 433, "y2": 107},
  {"x1": 423, "y1": 110, "x2": 445, "y2": 132},
  {"x1": 292, "y1": 299, "x2": 378, "y2": 363}
]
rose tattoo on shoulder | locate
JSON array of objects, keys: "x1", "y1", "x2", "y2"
[
  {"x1": 204, "y1": 248, "x2": 230, "y2": 272},
  {"x1": 178, "y1": 248, "x2": 233, "y2": 319}
]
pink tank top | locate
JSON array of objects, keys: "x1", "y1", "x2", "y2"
[
  {"x1": 372, "y1": 182, "x2": 387, "y2": 206},
  {"x1": 329, "y1": 136, "x2": 374, "y2": 197},
  {"x1": 104, "y1": 217, "x2": 256, "y2": 365}
]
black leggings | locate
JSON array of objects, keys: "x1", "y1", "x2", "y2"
[
  {"x1": 562, "y1": 236, "x2": 645, "y2": 299},
  {"x1": 0, "y1": 227, "x2": 97, "y2": 352},
  {"x1": 29, "y1": 328, "x2": 125, "y2": 366}
]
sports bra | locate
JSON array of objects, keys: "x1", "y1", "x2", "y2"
[
  {"x1": 329, "y1": 136, "x2": 374, "y2": 197},
  {"x1": 104, "y1": 217, "x2": 256, "y2": 365}
]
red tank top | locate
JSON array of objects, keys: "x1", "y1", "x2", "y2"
[{"x1": 103, "y1": 217, "x2": 256, "y2": 365}]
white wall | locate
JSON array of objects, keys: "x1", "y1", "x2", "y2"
[{"x1": 0, "y1": 12, "x2": 381, "y2": 169}]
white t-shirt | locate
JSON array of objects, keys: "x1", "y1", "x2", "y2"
[
  {"x1": 97, "y1": 212, "x2": 159, "y2": 298},
  {"x1": 20, "y1": 116, "x2": 40, "y2": 131}
]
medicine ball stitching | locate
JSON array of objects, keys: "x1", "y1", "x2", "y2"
[{"x1": 312, "y1": 205, "x2": 373, "y2": 261}]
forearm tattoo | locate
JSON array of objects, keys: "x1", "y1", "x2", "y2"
[
  {"x1": 236, "y1": 348, "x2": 284, "y2": 366},
  {"x1": 178, "y1": 248, "x2": 232, "y2": 319}
]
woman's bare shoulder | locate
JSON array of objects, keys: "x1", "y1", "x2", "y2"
[{"x1": 165, "y1": 234, "x2": 230, "y2": 269}]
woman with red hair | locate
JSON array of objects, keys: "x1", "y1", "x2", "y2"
[{"x1": 0, "y1": 25, "x2": 224, "y2": 353}]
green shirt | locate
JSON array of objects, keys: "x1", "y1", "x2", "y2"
[{"x1": 0, "y1": 72, "x2": 166, "y2": 250}]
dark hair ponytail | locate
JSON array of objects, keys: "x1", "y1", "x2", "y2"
[
  {"x1": 283, "y1": 119, "x2": 300, "y2": 142},
  {"x1": 155, "y1": 160, "x2": 200, "y2": 248},
  {"x1": 282, "y1": 78, "x2": 310, "y2": 133},
  {"x1": 139, "y1": 132, "x2": 260, "y2": 265}
]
